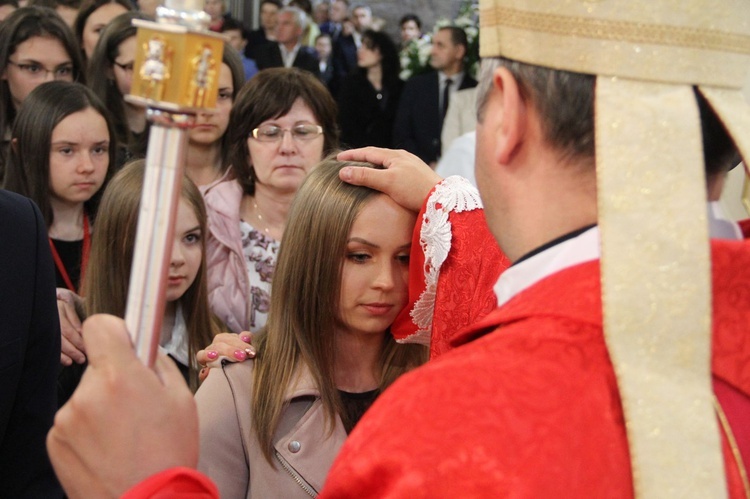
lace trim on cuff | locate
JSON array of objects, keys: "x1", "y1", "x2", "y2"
[{"x1": 400, "y1": 176, "x2": 482, "y2": 344}]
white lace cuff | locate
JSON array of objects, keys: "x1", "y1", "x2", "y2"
[{"x1": 399, "y1": 176, "x2": 483, "y2": 345}]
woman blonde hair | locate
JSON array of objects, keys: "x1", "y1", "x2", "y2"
[
  {"x1": 83, "y1": 160, "x2": 219, "y2": 389},
  {"x1": 251, "y1": 157, "x2": 428, "y2": 462}
]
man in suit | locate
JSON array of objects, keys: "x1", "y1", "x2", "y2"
[
  {"x1": 245, "y1": 0, "x2": 281, "y2": 61},
  {"x1": 315, "y1": 33, "x2": 335, "y2": 89},
  {"x1": 254, "y1": 6, "x2": 320, "y2": 78},
  {"x1": 393, "y1": 26, "x2": 477, "y2": 166},
  {"x1": 0, "y1": 190, "x2": 62, "y2": 497},
  {"x1": 331, "y1": 2, "x2": 374, "y2": 94},
  {"x1": 322, "y1": 0, "x2": 348, "y2": 40}
]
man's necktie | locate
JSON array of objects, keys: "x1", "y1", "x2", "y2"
[{"x1": 441, "y1": 78, "x2": 453, "y2": 124}]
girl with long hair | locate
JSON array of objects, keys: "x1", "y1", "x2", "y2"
[
  {"x1": 73, "y1": 0, "x2": 133, "y2": 61},
  {"x1": 87, "y1": 10, "x2": 151, "y2": 160},
  {"x1": 82, "y1": 160, "x2": 219, "y2": 390},
  {"x1": 196, "y1": 159, "x2": 428, "y2": 497},
  {"x1": 0, "y1": 6, "x2": 85, "y2": 179},
  {"x1": 3, "y1": 81, "x2": 115, "y2": 294}
]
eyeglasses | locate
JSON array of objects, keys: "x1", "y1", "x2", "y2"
[
  {"x1": 250, "y1": 123, "x2": 324, "y2": 142},
  {"x1": 113, "y1": 61, "x2": 134, "y2": 73},
  {"x1": 7, "y1": 60, "x2": 75, "y2": 81}
]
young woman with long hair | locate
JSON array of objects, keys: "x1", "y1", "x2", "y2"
[
  {"x1": 195, "y1": 159, "x2": 428, "y2": 497},
  {"x1": 57, "y1": 160, "x2": 220, "y2": 404},
  {"x1": 3, "y1": 81, "x2": 115, "y2": 294},
  {"x1": 338, "y1": 29, "x2": 403, "y2": 148},
  {"x1": 73, "y1": 0, "x2": 133, "y2": 61},
  {"x1": 83, "y1": 160, "x2": 220, "y2": 389},
  {"x1": 86, "y1": 10, "x2": 152, "y2": 161},
  {"x1": 0, "y1": 6, "x2": 85, "y2": 179}
]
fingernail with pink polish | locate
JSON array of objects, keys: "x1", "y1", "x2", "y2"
[
  {"x1": 206, "y1": 350, "x2": 218, "y2": 360},
  {"x1": 233, "y1": 350, "x2": 247, "y2": 360},
  {"x1": 240, "y1": 335, "x2": 251, "y2": 343}
]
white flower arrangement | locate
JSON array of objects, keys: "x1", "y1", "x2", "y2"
[{"x1": 399, "y1": 34, "x2": 433, "y2": 81}]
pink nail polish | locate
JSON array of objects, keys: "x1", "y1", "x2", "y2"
[
  {"x1": 206, "y1": 350, "x2": 218, "y2": 360},
  {"x1": 233, "y1": 350, "x2": 247, "y2": 360},
  {"x1": 240, "y1": 334, "x2": 251, "y2": 343}
]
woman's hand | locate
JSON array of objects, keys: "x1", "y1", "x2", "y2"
[
  {"x1": 196, "y1": 332, "x2": 255, "y2": 382},
  {"x1": 58, "y1": 288, "x2": 86, "y2": 366}
]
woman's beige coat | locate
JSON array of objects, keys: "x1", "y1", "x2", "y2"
[{"x1": 195, "y1": 360, "x2": 348, "y2": 498}]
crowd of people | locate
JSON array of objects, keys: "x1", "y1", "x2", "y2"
[
  {"x1": 208, "y1": 0, "x2": 476, "y2": 163},
  {"x1": 1, "y1": 0, "x2": 749, "y2": 498}
]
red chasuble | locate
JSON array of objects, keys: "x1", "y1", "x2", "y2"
[{"x1": 390, "y1": 182, "x2": 510, "y2": 358}]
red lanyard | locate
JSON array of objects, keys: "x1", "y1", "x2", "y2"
[{"x1": 49, "y1": 215, "x2": 91, "y2": 295}]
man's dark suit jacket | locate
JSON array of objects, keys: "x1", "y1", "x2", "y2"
[
  {"x1": 393, "y1": 71, "x2": 478, "y2": 164},
  {"x1": 320, "y1": 57, "x2": 335, "y2": 89},
  {"x1": 245, "y1": 28, "x2": 271, "y2": 61},
  {"x1": 254, "y1": 43, "x2": 321, "y2": 79},
  {"x1": 0, "y1": 190, "x2": 62, "y2": 497},
  {"x1": 332, "y1": 33, "x2": 357, "y2": 83}
]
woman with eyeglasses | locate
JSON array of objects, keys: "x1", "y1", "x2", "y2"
[
  {"x1": 203, "y1": 67, "x2": 339, "y2": 334},
  {"x1": 87, "y1": 11, "x2": 152, "y2": 162},
  {"x1": 0, "y1": 6, "x2": 84, "y2": 181}
]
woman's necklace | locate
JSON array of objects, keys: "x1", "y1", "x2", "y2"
[{"x1": 252, "y1": 200, "x2": 271, "y2": 236}]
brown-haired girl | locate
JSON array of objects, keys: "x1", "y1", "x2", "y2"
[
  {"x1": 81, "y1": 160, "x2": 219, "y2": 391},
  {"x1": 3, "y1": 81, "x2": 115, "y2": 294}
]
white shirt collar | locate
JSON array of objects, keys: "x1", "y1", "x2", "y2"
[
  {"x1": 279, "y1": 43, "x2": 301, "y2": 68},
  {"x1": 159, "y1": 302, "x2": 190, "y2": 367},
  {"x1": 494, "y1": 226, "x2": 600, "y2": 307},
  {"x1": 494, "y1": 205, "x2": 743, "y2": 307},
  {"x1": 439, "y1": 71, "x2": 463, "y2": 88},
  {"x1": 708, "y1": 201, "x2": 743, "y2": 240}
]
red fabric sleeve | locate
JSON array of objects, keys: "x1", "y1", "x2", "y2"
[
  {"x1": 121, "y1": 467, "x2": 219, "y2": 499},
  {"x1": 391, "y1": 184, "x2": 511, "y2": 358},
  {"x1": 390, "y1": 193, "x2": 432, "y2": 342}
]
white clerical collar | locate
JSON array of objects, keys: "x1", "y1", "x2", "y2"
[
  {"x1": 708, "y1": 201, "x2": 742, "y2": 240},
  {"x1": 495, "y1": 226, "x2": 600, "y2": 307},
  {"x1": 494, "y1": 205, "x2": 743, "y2": 307}
]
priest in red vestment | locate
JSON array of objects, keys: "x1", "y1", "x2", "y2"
[{"x1": 319, "y1": 0, "x2": 750, "y2": 497}]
